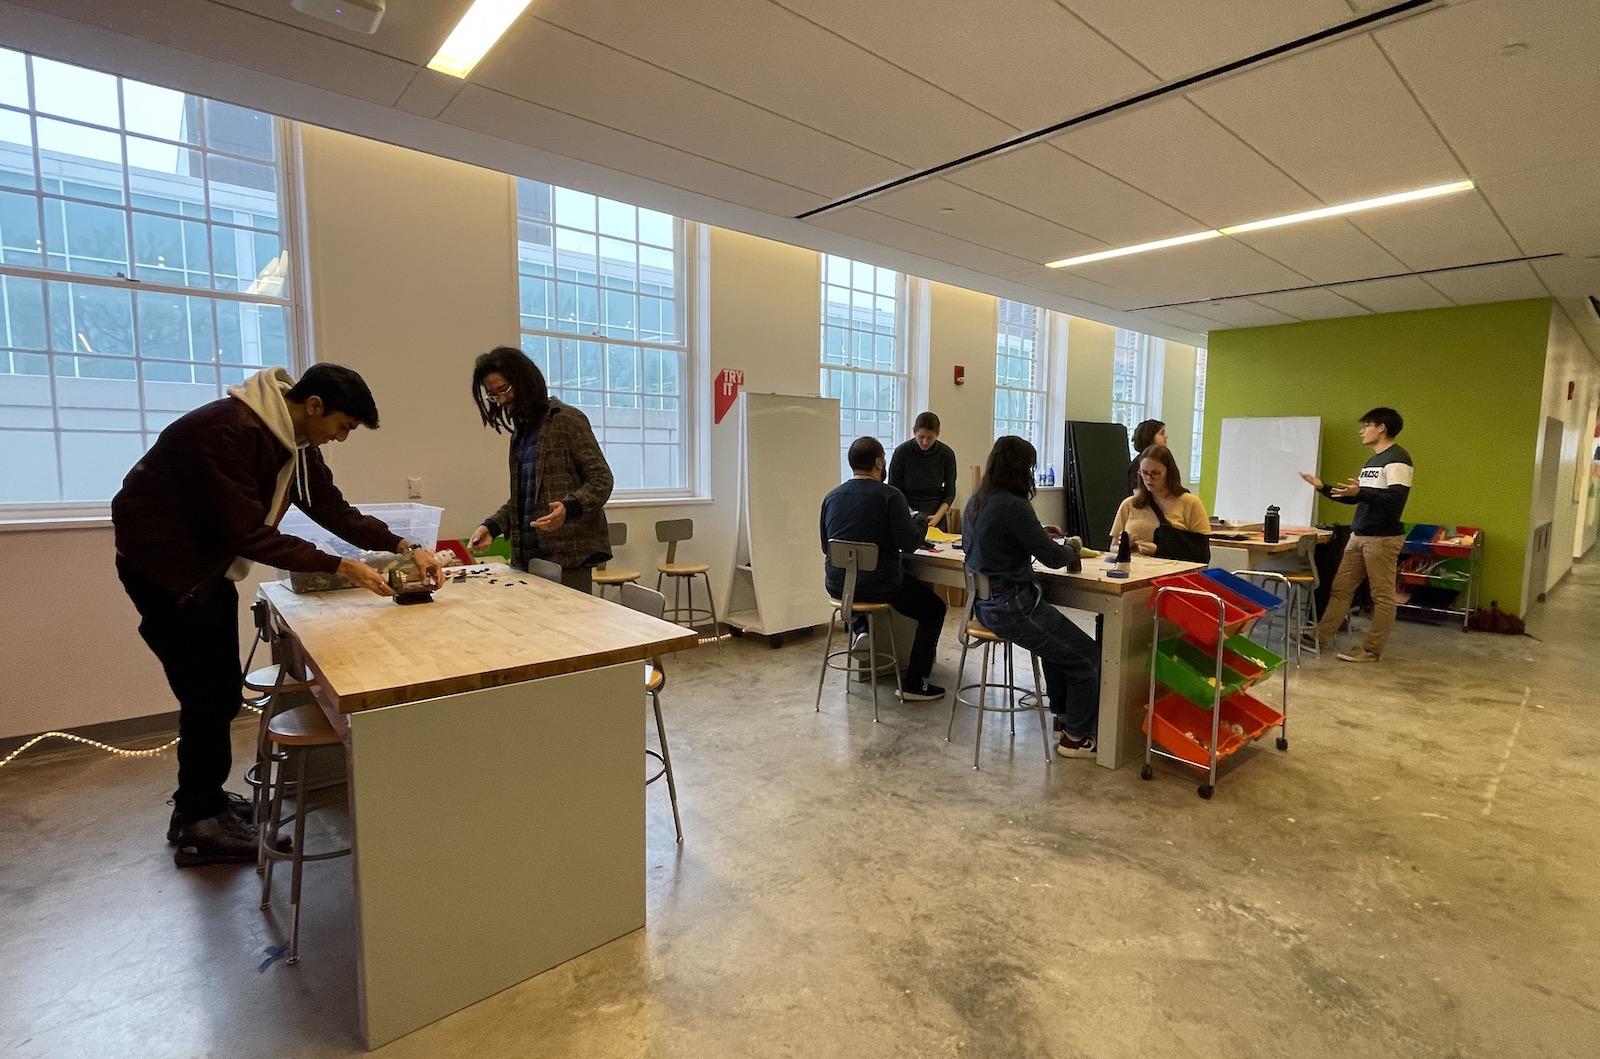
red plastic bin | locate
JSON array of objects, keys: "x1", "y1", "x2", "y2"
[
  {"x1": 1431, "y1": 525, "x2": 1480, "y2": 559},
  {"x1": 1148, "y1": 573, "x2": 1264, "y2": 648},
  {"x1": 1142, "y1": 690, "x2": 1285, "y2": 770}
]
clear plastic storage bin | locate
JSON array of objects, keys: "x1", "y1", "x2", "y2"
[{"x1": 277, "y1": 502, "x2": 443, "y2": 558}]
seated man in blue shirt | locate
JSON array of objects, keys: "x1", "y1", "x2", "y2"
[{"x1": 819, "y1": 436, "x2": 947, "y2": 701}]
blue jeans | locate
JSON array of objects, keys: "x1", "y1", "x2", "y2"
[{"x1": 975, "y1": 583, "x2": 1100, "y2": 741}]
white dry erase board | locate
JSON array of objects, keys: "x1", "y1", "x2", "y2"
[
  {"x1": 1214, "y1": 416, "x2": 1322, "y2": 527},
  {"x1": 725, "y1": 392, "x2": 841, "y2": 638}
]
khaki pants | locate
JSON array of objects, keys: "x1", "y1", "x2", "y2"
[{"x1": 1315, "y1": 534, "x2": 1404, "y2": 656}]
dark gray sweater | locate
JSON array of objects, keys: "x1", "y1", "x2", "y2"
[
  {"x1": 887, "y1": 438, "x2": 957, "y2": 518},
  {"x1": 962, "y1": 491, "x2": 1080, "y2": 595}
]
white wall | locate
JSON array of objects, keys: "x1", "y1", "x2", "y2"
[
  {"x1": 0, "y1": 128, "x2": 1197, "y2": 739},
  {"x1": 1530, "y1": 308, "x2": 1600, "y2": 598}
]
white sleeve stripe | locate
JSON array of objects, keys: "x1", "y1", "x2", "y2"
[{"x1": 1379, "y1": 462, "x2": 1414, "y2": 488}]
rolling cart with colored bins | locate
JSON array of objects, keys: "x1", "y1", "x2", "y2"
[{"x1": 1139, "y1": 569, "x2": 1292, "y2": 799}]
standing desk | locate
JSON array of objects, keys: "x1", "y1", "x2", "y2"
[
  {"x1": 260, "y1": 569, "x2": 697, "y2": 1049},
  {"x1": 902, "y1": 546, "x2": 1203, "y2": 770}
]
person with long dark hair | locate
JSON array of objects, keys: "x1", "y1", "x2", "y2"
[
  {"x1": 1110, "y1": 443, "x2": 1209, "y2": 556},
  {"x1": 468, "y1": 347, "x2": 614, "y2": 592},
  {"x1": 962, "y1": 436, "x2": 1100, "y2": 758},
  {"x1": 1127, "y1": 419, "x2": 1167, "y2": 495}
]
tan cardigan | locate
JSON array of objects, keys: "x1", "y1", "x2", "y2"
[{"x1": 1109, "y1": 491, "x2": 1210, "y2": 547}]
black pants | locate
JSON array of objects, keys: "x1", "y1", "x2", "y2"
[
  {"x1": 117, "y1": 558, "x2": 242, "y2": 821},
  {"x1": 857, "y1": 577, "x2": 946, "y2": 685}
]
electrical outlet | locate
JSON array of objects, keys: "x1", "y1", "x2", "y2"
[{"x1": 407, "y1": 476, "x2": 423, "y2": 499}]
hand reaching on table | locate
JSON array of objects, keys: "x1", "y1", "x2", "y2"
[
  {"x1": 468, "y1": 524, "x2": 494, "y2": 552},
  {"x1": 339, "y1": 558, "x2": 395, "y2": 596}
]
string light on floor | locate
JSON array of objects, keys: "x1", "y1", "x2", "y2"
[{"x1": 0, "y1": 702, "x2": 262, "y2": 771}]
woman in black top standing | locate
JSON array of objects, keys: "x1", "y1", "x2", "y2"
[
  {"x1": 963, "y1": 436, "x2": 1100, "y2": 758},
  {"x1": 1127, "y1": 419, "x2": 1167, "y2": 495},
  {"x1": 887, "y1": 411, "x2": 958, "y2": 529}
]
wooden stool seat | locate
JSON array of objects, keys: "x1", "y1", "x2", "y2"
[
  {"x1": 1285, "y1": 573, "x2": 1315, "y2": 585},
  {"x1": 657, "y1": 561, "x2": 710, "y2": 576},
  {"x1": 646, "y1": 663, "x2": 664, "y2": 694},
  {"x1": 965, "y1": 619, "x2": 1001, "y2": 642},
  {"x1": 267, "y1": 704, "x2": 340, "y2": 747},
  {"x1": 594, "y1": 568, "x2": 642, "y2": 586},
  {"x1": 245, "y1": 664, "x2": 313, "y2": 694},
  {"x1": 830, "y1": 598, "x2": 890, "y2": 613}
]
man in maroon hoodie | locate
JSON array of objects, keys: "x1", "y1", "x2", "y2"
[{"x1": 113, "y1": 363, "x2": 442, "y2": 866}]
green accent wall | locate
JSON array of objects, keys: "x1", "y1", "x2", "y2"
[{"x1": 1200, "y1": 299, "x2": 1552, "y2": 615}]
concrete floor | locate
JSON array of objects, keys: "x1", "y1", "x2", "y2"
[{"x1": 3, "y1": 562, "x2": 1598, "y2": 1059}]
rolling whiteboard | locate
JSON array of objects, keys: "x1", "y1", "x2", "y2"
[{"x1": 1213, "y1": 416, "x2": 1322, "y2": 526}]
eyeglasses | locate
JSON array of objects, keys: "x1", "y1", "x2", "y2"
[{"x1": 484, "y1": 382, "x2": 513, "y2": 400}]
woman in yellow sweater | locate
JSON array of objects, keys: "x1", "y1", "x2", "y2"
[{"x1": 1109, "y1": 444, "x2": 1209, "y2": 555}]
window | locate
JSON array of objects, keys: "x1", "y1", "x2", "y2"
[
  {"x1": 820, "y1": 255, "x2": 904, "y2": 474},
  {"x1": 515, "y1": 178, "x2": 690, "y2": 495},
  {"x1": 1190, "y1": 346, "x2": 1208, "y2": 482},
  {"x1": 1110, "y1": 327, "x2": 1152, "y2": 432},
  {"x1": 1, "y1": 48, "x2": 295, "y2": 507},
  {"x1": 994, "y1": 299, "x2": 1047, "y2": 449}
]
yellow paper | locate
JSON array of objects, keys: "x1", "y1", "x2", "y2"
[{"x1": 926, "y1": 527, "x2": 961, "y2": 543}]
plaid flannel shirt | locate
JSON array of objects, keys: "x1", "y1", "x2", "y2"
[{"x1": 484, "y1": 399, "x2": 614, "y2": 571}]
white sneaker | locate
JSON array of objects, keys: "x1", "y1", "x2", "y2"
[{"x1": 1336, "y1": 647, "x2": 1380, "y2": 663}]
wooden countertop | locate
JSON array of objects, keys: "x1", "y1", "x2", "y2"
[
  {"x1": 906, "y1": 545, "x2": 1204, "y2": 595},
  {"x1": 1205, "y1": 528, "x2": 1332, "y2": 554},
  {"x1": 260, "y1": 567, "x2": 700, "y2": 713}
]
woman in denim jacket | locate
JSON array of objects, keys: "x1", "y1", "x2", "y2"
[{"x1": 962, "y1": 436, "x2": 1100, "y2": 759}]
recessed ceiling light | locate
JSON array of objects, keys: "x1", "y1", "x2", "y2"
[
  {"x1": 939, "y1": 207, "x2": 956, "y2": 213},
  {"x1": 1045, "y1": 179, "x2": 1475, "y2": 269},
  {"x1": 427, "y1": 0, "x2": 535, "y2": 79},
  {"x1": 1498, "y1": 41, "x2": 1528, "y2": 57}
]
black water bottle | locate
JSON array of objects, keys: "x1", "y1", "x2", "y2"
[{"x1": 1264, "y1": 505, "x2": 1281, "y2": 544}]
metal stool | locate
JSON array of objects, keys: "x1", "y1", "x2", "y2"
[
  {"x1": 654, "y1": 518, "x2": 721, "y2": 647},
  {"x1": 946, "y1": 569, "x2": 1052, "y2": 770},
  {"x1": 241, "y1": 601, "x2": 315, "y2": 864},
  {"x1": 619, "y1": 583, "x2": 683, "y2": 843},
  {"x1": 1287, "y1": 534, "x2": 1322, "y2": 662},
  {"x1": 814, "y1": 540, "x2": 902, "y2": 722},
  {"x1": 593, "y1": 523, "x2": 641, "y2": 600},
  {"x1": 259, "y1": 703, "x2": 351, "y2": 965}
]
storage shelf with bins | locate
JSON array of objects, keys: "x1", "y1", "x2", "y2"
[
  {"x1": 1140, "y1": 569, "x2": 1291, "y2": 799},
  {"x1": 1395, "y1": 524, "x2": 1482, "y2": 630}
]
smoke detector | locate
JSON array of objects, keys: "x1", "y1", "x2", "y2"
[{"x1": 291, "y1": 0, "x2": 385, "y2": 35}]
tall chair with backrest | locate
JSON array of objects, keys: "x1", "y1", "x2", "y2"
[
  {"x1": 592, "y1": 522, "x2": 641, "y2": 600},
  {"x1": 527, "y1": 556, "x2": 563, "y2": 583},
  {"x1": 946, "y1": 568, "x2": 1052, "y2": 770},
  {"x1": 619, "y1": 583, "x2": 683, "y2": 843},
  {"x1": 813, "y1": 540, "x2": 901, "y2": 722},
  {"x1": 654, "y1": 518, "x2": 721, "y2": 646},
  {"x1": 241, "y1": 601, "x2": 315, "y2": 868}
]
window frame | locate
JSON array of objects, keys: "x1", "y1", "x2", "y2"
[
  {"x1": 1190, "y1": 345, "x2": 1208, "y2": 483},
  {"x1": 819, "y1": 254, "x2": 908, "y2": 477},
  {"x1": 0, "y1": 51, "x2": 301, "y2": 519},
  {"x1": 511, "y1": 178, "x2": 699, "y2": 500},
  {"x1": 993, "y1": 298, "x2": 1049, "y2": 451}
]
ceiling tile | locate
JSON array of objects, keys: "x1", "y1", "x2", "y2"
[
  {"x1": 441, "y1": 86, "x2": 826, "y2": 217},
  {"x1": 1059, "y1": 0, "x2": 1357, "y2": 79},
  {"x1": 11, "y1": 0, "x2": 418, "y2": 106},
  {"x1": 394, "y1": 69, "x2": 467, "y2": 119},
  {"x1": 1183, "y1": 299, "x2": 1301, "y2": 329},
  {"x1": 471, "y1": 19, "x2": 906, "y2": 199},
  {"x1": 996, "y1": 266, "x2": 1129, "y2": 304},
  {"x1": 806, "y1": 207, "x2": 1046, "y2": 279},
  {"x1": 1531, "y1": 258, "x2": 1600, "y2": 299},
  {"x1": 210, "y1": 0, "x2": 475, "y2": 65},
  {"x1": 1054, "y1": 98, "x2": 1318, "y2": 228},
  {"x1": 1478, "y1": 157, "x2": 1600, "y2": 258},
  {"x1": 1187, "y1": 35, "x2": 1464, "y2": 202},
  {"x1": 771, "y1": 0, "x2": 1158, "y2": 130},
  {"x1": 1133, "y1": 307, "x2": 1225, "y2": 333},
  {"x1": 1328, "y1": 274, "x2": 1453, "y2": 313},
  {"x1": 948, "y1": 141, "x2": 1203, "y2": 246},
  {"x1": 1229, "y1": 222, "x2": 1407, "y2": 285},
  {"x1": 1347, "y1": 191, "x2": 1520, "y2": 272},
  {"x1": 532, "y1": 0, "x2": 1016, "y2": 168},
  {"x1": 1249, "y1": 288, "x2": 1370, "y2": 320},
  {"x1": 1375, "y1": 0, "x2": 1600, "y2": 177},
  {"x1": 863, "y1": 179, "x2": 1105, "y2": 264},
  {"x1": 1420, "y1": 261, "x2": 1550, "y2": 306}
]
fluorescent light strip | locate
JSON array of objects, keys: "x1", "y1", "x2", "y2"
[
  {"x1": 1045, "y1": 179, "x2": 1475, "y2": 269},
  {"x1": 427, "y1": 0, "x2": 535, "y2": 79}
]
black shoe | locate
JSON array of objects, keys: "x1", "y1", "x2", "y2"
[
  {"x1": 896, "y1": 678, "x2": 946, "y2": 702},
  {"x1": 173, "y1": 812, "x2": 261, "y2": 867},
  {"x1": 167, "y1": 790, "x2": 252, "y2": 843}
]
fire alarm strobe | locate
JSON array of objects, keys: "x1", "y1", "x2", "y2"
[{"x1": 291, "y1": 0, "x2": 385, "y2": 35}]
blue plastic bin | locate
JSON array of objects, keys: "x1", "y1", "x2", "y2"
[{"x1": 1198, "y1": 568, "x2": 1285, "y2": 612}]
